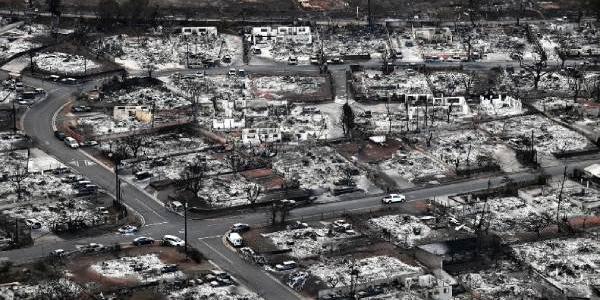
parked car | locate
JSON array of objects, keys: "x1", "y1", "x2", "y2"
[
  {"x1": 227, "y1": 232, "x2": 244, "y2": 247},
  {"x1": 161, "y1": 264, "x2": 178, "y2": 273},
  {"x1": 51, "y1": 167, "x2": 70, "y2": 175},
  {"x1": 80, "y1": 140, "x2": 98, "y2": 147},
  {"x1": 328, "y1": 57, "x2": 344, "y2": 64},
  {"x1": 166, "y1": 201, "x2": 184, "y2": 212},
  {"x1": 118, "y1": 225, "x2": 138, "y2": 234},
  {"x1": 50, "y1": 249, "x2": 65, "y2": 257},
  {"x1": 162, "y1": 235, "x2": 185, "y2": 247},
  {"x1": 54, "y1": 130, "x2": 66, "y2": 141},
  {"x1": 230, "y1": 223, "x2": 250, "y2": 233},
  {"x1": 135, "y1": 171, "x2": 153, "y2": 181},
  {"x1": 239, "y1": 247, "x2": 255, "y2": 257},
  {"x1": 25, "y1": 219, "x2": 41, "y2": 229},
  {"x1": 71, "y1": 106, "x2": 92, "y2": 113},
  {"x1": 77, "y1": 243, "x2": 105, "y2": 253},
  {"x1": 132, "y1": 236, "x2": 155, "y2": 246},
  {"x1": 64, "y1": 137, "x2": 79, "y2": 149},
  {"x1": 288, "y1": 56, "x2": 298, "y2": 65},
  {"x1": 382, "y1": 193, "x2": 406, "y2": 204},
  {"x1": 275, "y1": 260, "x2": 298, "y2": 271},
  {"x1": 287, "y1": 221, "x2": 308, "y2": 230}
]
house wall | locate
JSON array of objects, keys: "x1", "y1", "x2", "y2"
[
  {"x1": 181, "y1": 27, "x2": 218, "y2": 36},
  {"x1": 415, "y1": 248, "x2": 443, "y2": 270}
]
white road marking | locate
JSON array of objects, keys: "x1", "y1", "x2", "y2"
[
  {"x1": 144, "y1": 221, "x2": 168, "y2": 227},
  {"x1": 69, "y1": 159, "x2": 97, "y2": 167},
  {"x1": 198, "y1": 235, "x2": 222, "y2": 240},
  {"x1": 200, "y1": 239, "x2": 233, "y2": 264},
  {"x1": 51, "y1": 101, "x2": 71, "y2": 131}
]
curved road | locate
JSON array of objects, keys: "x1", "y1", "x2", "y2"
[
  {"x1": 1, "y1": 60, "x2": 599, "y2": 299},
  {"x1": 14, "y1": 75, "x2": 304, "y2": 300}
]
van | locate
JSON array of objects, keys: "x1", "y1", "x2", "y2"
[
  {"x1": 64, "y1": 137, "x2": 79, "y2": 149},
  {"x1": 166, "y1": 201, "x2": 184, "y2": 212},
  {"x1": 227, "y1": 232, "x2": 243, "y2": 247}
]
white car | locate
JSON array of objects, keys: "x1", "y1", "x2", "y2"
[
  {"x1": 25, "y1": 219, "x2": 42, "y2": 229},
  {"x1": 163, "y1": 235, "x2": 185, "y2": 247},
  {"x1": 64, "y1": 137, "x2": 79, "y2": 149},
  {"x1": 275, "y1": 260, "x2": 298, "y2": 271},
  {"x1": 50, "y1": 249, "x2": 65, "y2": 257},
  {"x1": 118, "y1": 225, "x2": 138, "y2": 234},
  {"x1": 382, "y1": 193, "x2": 406, "y2": 204}
]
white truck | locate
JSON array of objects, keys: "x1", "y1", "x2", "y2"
[
  {"x1": 227, "y1": 232, "x2": 243, "y2": 247},
  {"x1": 382, "y1": 193, "x2": 406, "y2": 204},
  {"x1": 166, "y1": 201, "x2": 184, "y2": 212}
]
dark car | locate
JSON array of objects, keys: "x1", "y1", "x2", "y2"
[
  {"x1": 132, "y1": 236, "x2": 155, "y2": 246},
  {"x1": 135, "y1": 171, "x2": 153, "y2": 180},
  {"x1": 54, "y1": 131, "x2": 66, "y2": 141},
  {"x1": 161, "y1": 264, "x2": 178, "y2": 273},
  {"x1": 80, "y1": 140, "x2": 98, "y2": 147},
  {"x1": 51, "y1": 167, "x2": 70, "y2": 175},
  {"x1": 230, "y1": 223, "x2": 250, "y2": 233},
  {"x1": 72, "y1": 106, "x2": 89, "y2": 113}
]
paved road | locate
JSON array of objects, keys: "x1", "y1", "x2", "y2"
[
  {"x1": 13, "y1": 74, "x2": 305, "y2": 300},
  {"x1": 0, "y1": 57, "x2": 598, "y2": 299}
]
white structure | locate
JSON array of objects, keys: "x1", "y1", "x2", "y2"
[
  {"x1": 412, "y1": 27, "x2": 453, "y2": 43},
  {"x1": 113, "y1": 105, "x2": 152, "y2": 123},
  {"x1": 181, "y1": 27, "x2": 218, "y2": 36},
  {"x1": 242, "y1": 128, "x2": 282, "y2": 145},
  {"x1": 251, "y1": 26, "x2": 312, "y2": 45},
  {"x1": 212, "y1": 118, "x2": 246, "y2": 131},
  {"x1": 407, "y1": 95, "x2": 471, "y2": 120},
  {"x1": 479, "y1": 95, "x2": 522, "y2": 116}
]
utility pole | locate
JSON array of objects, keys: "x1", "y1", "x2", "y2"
[
  {"x1": 367, "y1": 0, "x2": 373, "y2": 29},
  {"x1": 11, "y1": 97, "x2": 17, "y2": 134},
  {"x1": 151, "y1": 102, "x2": 156, "y2": 128},
  {"x1": 557, "y1": 165, "x2": 567, "y2": 231},
  {"x1": 114, "y1": 163, "x2": 122, "y2": 206},
  {"x1": 184, "y1": 198, "x2": 188, "y2": 258}
]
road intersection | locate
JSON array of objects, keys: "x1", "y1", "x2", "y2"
[{"x1": 1, "y1": 59, "x2": 598, "y2": 299}]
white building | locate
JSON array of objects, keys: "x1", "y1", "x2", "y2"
[
  {"x1": 407, "y1": 95, "x2": 471, "y2": 120},
  {"x1": 113, "y1": 105, "x2": 152, "y2": 123},
  {"x1": 479, "y1": 95, "x2": 522, "y2": 116},
  {"x1": 181, "y1": 27, "x2": 218, "y2": 36},
  {"x1": 212, "y1": 118, "x2": 245, "y2": 131},
  {"x1": 242, "y1": 128, "x2": 282, "y2": 145},
  {"x1": 412, "y1": 27, "x2": 453, "y2": 43},
  {"x1": 251, "y1": 26, "x2": 312, "y2": 45}
]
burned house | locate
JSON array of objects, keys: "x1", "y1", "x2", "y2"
[
  {"x1": 251, "y1": 26, "x2": 313, "y2": 45},
  {"x1": 412, "y1": 27, "x2": 453, "y2": 44},
  {"x1": 181, "y1": 26, "x2": 218, "y2": 36}
]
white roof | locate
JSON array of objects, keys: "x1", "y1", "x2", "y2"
[{"x1": 584, "y1": 164, "x2": 600, "y2": 178}]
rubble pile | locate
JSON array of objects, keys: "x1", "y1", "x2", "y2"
[
  {"x1": 33, "y1": 52, "x2": 100, "y2": 75},
  {"x1": 368, "y1": 215, "x2": 433, "y2": 247},
  {"x1": 90, "y1": 254, "x2": 185, "y2": 283},
  {"x1": 513, "y1": 238, "x2": 600, "y2": 298},
  {"x1": 308, "y1": 256, "x2": 421, "y2": 285}
]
